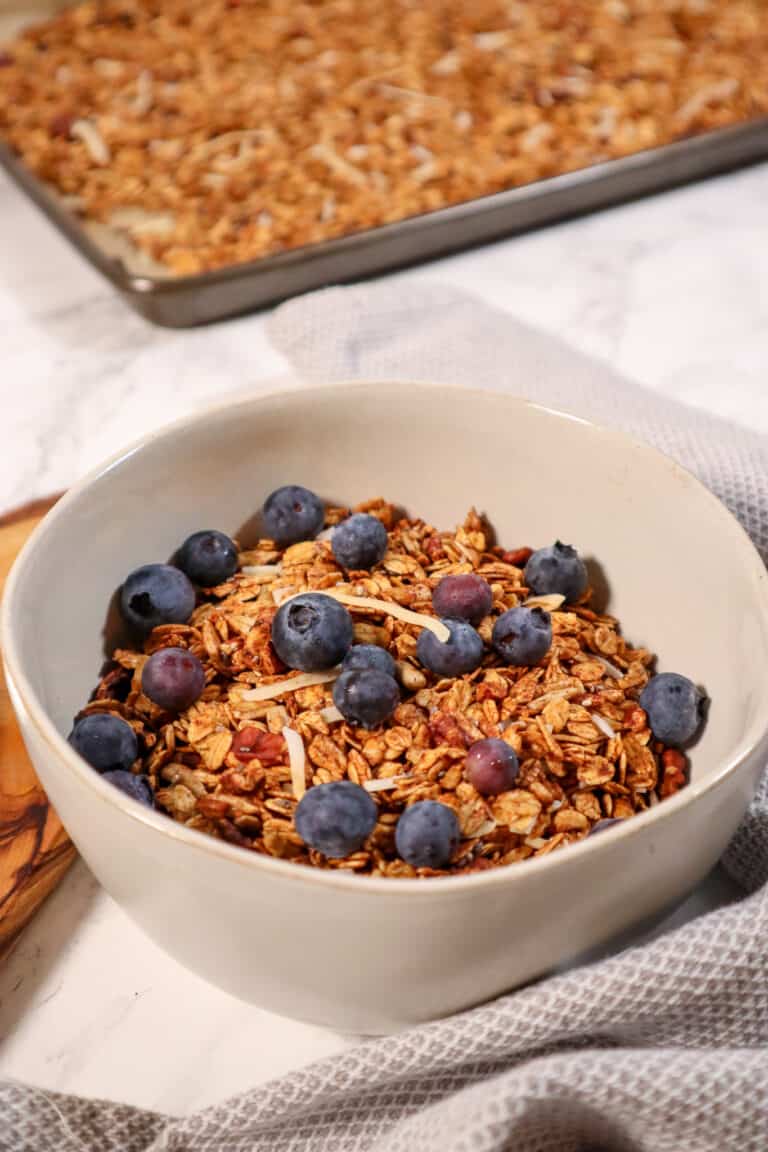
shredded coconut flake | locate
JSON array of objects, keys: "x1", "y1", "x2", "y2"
[
  {"x1": 282, "y1": 725, "x2": 307, "y2": 799},
  {"x1": 70, "y1": 119, "x2": 110, "y2": 165},
  {"x1": 311, "y1": 589, "x2": 451, "y2": 642},
  {"x1": 523, "y1": 593, "x2": 566, "y2": 611},
  {"x1": 272, "y1": 586, "x2": 298, "y2": 606},
  {"x1": 592, "y1": 105, "x2": 618, "y2": 140},
  {"x1": 148, "y1": 138, "x2": 183, "y2": 160},
  {"x1": 520, "y1": 122, "x2": 554, "y2": 153},
  {"x1": 431, "y1": 51, "x2": 461, "y2": 75},
  {"x1": 193, "y1": 128, "x2": 271, "y2": 160},
  {"x1": 202, "y1": 172, "x2": 226, "y2": 189},
  {"x1": 528, "y1": 687, "x2": 580, "y2": 709},
  {"x1": 596, "y1": 655, "x2": 624, "y2": 680},
  {"x1": 241, "y1": 670, "x2": 340, "y2": 702},
  {"x1": 377, "y1": 82, "x2": 448, "y2": 106},
  {"x1": 590, "y1": 712, "x2": 616, "y2": 739},
  {"x1": 131, "y1": 69, "x2": 154, "y2": 116},
  {"x1": 309, "y1": 142, "x2": 368, "y2": 187},
  {"x1": 676, "y1": 78, "x2": 739, "y2": 125},
  {"x1": 241, "y1": 563, "x2": 283, "y2": 578},
  {"x1": 524, "y1": 835, "x2": 548, "y2": 849},
  {"x1": 412, "y1": 161, "x2": 437, "y2": 184},
  {"x1": 474, "y1": 30, "x2": 509, "y2": 50},
  {"x1": 363, "y1": 776, "x2": 408, "y2": 793},
  {"x1": 109, "y1": 207, "x2": 175, "y2": 236},
  {"x1": 93, "y1": 57, "x2": 124, "y2": 77},
  {"x1": 547, "y1": 74, "x2": 590, "y2": 97},
  {"x1": 320, "y1": 705, "x2": 344, "y2": 723}
]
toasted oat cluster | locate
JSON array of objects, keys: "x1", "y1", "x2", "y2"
[
  {"x1": 78, "y1": 499, "x2": 689, "y2": 877},
  {"x1": 1, "y1": 0, "x2": 767, "y2": 275}
]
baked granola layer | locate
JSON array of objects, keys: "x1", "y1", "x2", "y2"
[{"x1": 1, "y1": 0, "x2": 767, "y2": 274}]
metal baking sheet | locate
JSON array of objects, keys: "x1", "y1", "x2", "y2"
[{"x1": 3, "y1": 115, "x2": 768, "y2": 328}]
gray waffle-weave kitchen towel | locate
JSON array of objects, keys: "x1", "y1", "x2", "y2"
[{"x1": 3, "y1": 281, "x2": 768, "y2": 1151}]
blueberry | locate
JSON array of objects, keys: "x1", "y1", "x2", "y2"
[
  {"x1": 142, "y1": 647, "x2": 206, "y2": 711},
  {"x1": 416, "y1": 618, "x2": 484, "y2": 677},
  {"x1": 295, "y1": 780, "x2": 377, "y2": 858},
  {"x1": 432, "y1": 574, "x2": 493, "y2": 626},
  {"x1": 465, "y1": 738, "x2": 519, "y2": 796},
  {"x1": 263, "y1": 485, "x2": 324, "y2": 547},
  {"x1": 121, "y1": 564, "x2": 196, "y2": 634},
  {"x1": 525, "y1": 542, "x2": 588, "y2": 603},
  {"x1": 271, "y1": 592, "x2": 354, "y2": 671},
  {"x1": 589, "y1": 818, "x2": 622, "y2": 836},
  {"x1": 177, "y1": 530, "x2": 238, "y2": 587},
  {"x1": 333, "y1": 668, "x2": 400, "y2": 729},
  {"x1": 395, "y1": 801, "x2": 460, "y2": 869},
  {"x1": 492, "y1": 606, "x2": 552, "y2": 666},
  {"x1": 102, "y1": 769, "x2": 154, "y2": 808},
  {"x1": 639, "y1": 673, "x2": 707, "y2": 746},
  {"x1": 69, "y1": 713, "x2": 138, "y2": 773},
  {"x1": 332, "y1": 513, "x2": 388, "y2": 570},
  {"x1": 342, "y1": 644, "x2": 397, "y2": 678}
]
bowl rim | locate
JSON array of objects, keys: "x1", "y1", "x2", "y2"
[{"x1": 4, "y1": 379, "x2": 768, "y2": 896}]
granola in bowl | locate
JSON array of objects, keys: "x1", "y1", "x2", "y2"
[{"x1": 69, "y1": 486, "x2": 707, "y2": 878}]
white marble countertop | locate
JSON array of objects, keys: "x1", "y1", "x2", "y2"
[{"x1": 1, "y1": 160, "x2": 767, "y2": 1116}]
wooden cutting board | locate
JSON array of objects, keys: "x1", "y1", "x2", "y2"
[{"x1": 0, "y1": 495, "x2": 76, "y2": 957}]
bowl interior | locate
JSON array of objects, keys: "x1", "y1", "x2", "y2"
[{"x1": 7, "y1": 382, "x2": 768, "y2": 793}]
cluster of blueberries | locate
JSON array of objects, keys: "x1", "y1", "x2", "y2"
[
  {"x1": 68, "y1": 524, "x2": 242, "y2": 808},
  {"x1": 67, "y1": 484, "x2": 707, "y2": 871}
]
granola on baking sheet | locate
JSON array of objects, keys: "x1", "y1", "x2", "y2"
[
  {"x1": 72, "y1": 495, "x2": 702, "y2": 878},
  {"x1": 1, "y1": 0, "x2": 767, "y2": 276}
]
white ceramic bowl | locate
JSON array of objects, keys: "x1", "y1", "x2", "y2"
[{"x1": 4, "y1": 382, "x2": 768, "y2": 1034}]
